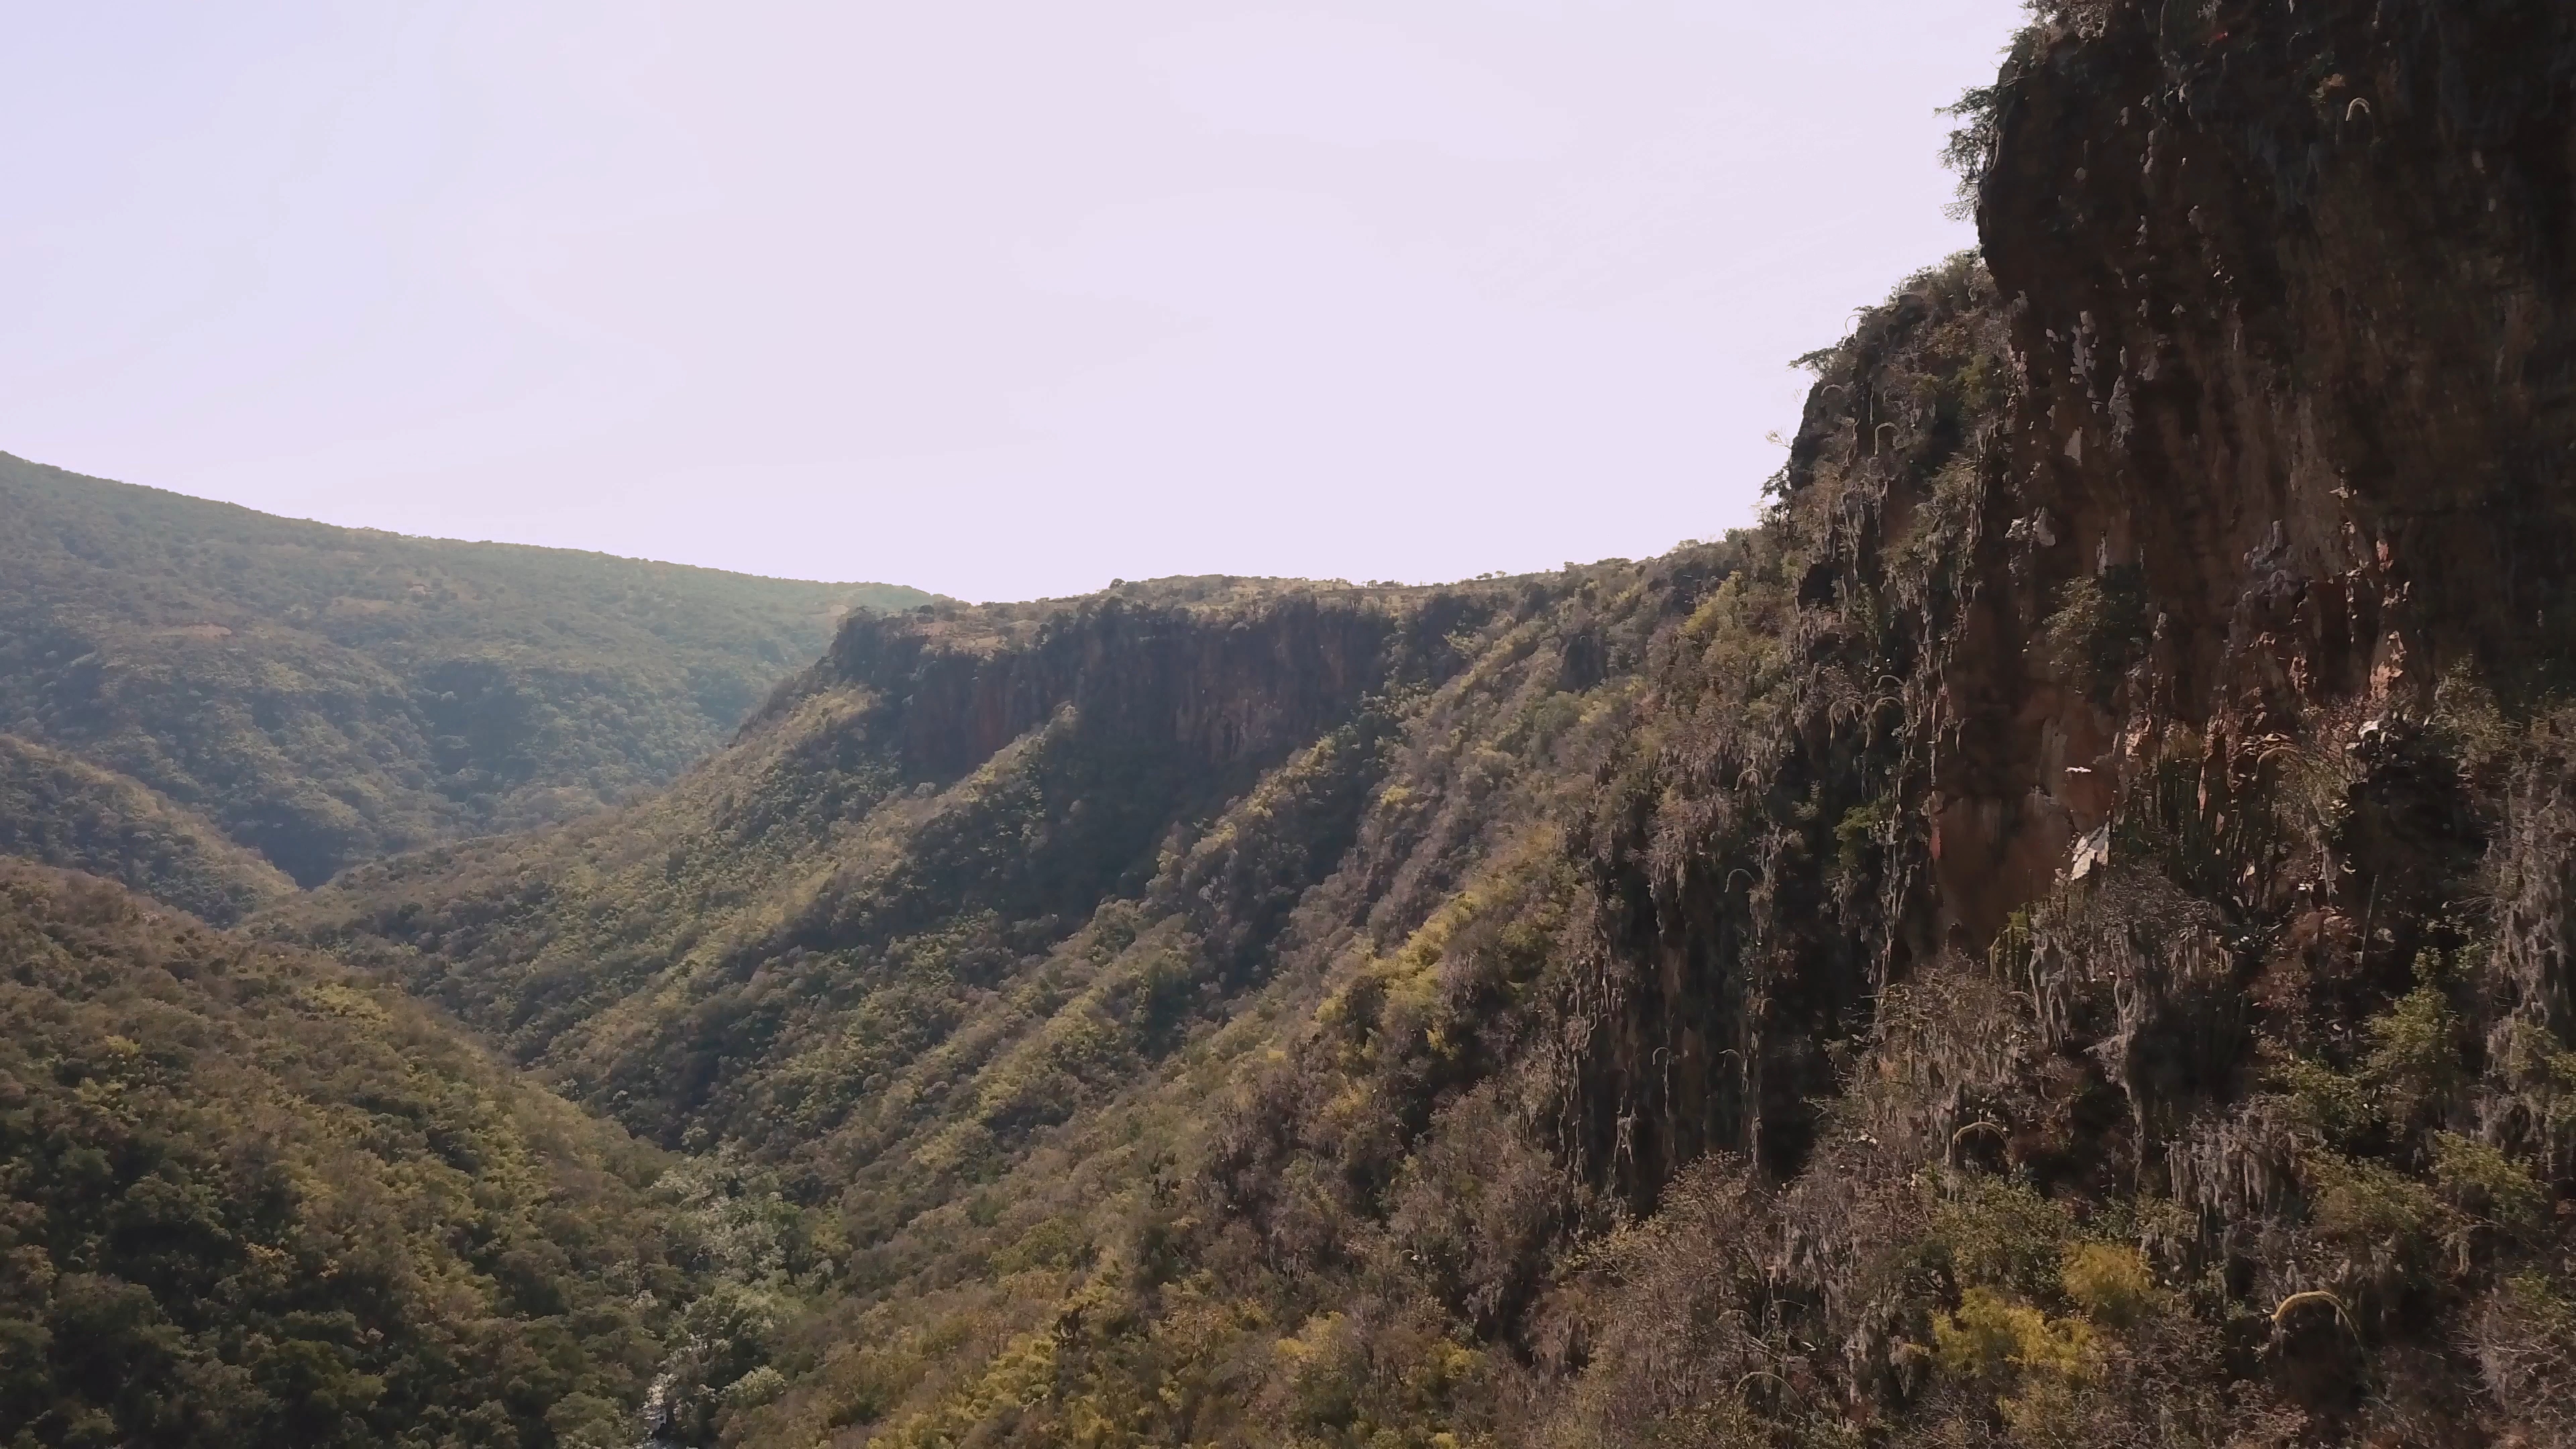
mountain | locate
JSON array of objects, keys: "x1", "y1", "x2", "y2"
[
  {"x1": 276, "y1": 2, "x2": 2576, "y2": 1444},
  {"x1": 278, "y1": 559, "x2": 1688, "y2": 1439},
  {"x1": 0, "y1": 452, "x2": 934, "y2": 886},
  {"x1": 284, "y1": 568, "x2": 1606, "y2": 1179},
  {"x1": 0, "y1": 860, "x2": 829, "y2": 1448},
  {"x1": 3, "y1": 1, "x2": 2564, "y2": 1444},
  {"x1": 0, "y1": 732, "x2": 294, "y2": 926}
]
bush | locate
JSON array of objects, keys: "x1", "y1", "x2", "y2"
[
  {"x1": 2059, "y1": 1243, "x2": 2156, "y2": 1328},
  {"x1": 2038, "y1": 567, "x2": 2149, "y2": 704}
]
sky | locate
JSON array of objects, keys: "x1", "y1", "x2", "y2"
[{"x1": 1, "y1": 1, "x2": 2027, "y2": 601}]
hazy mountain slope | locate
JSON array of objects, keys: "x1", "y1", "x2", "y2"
[
  {"x1": 0, "y1": 861, "x2": 718, "y2": 1448},
  {"x1": 283, "y1": 2, "x2": 2576, "y2": 1443},
  {"x1": 0, "y1": 733, "x2": 294, "y2": 925},
  {"x1": 0, "y1": 451, "x2": 933, "y2": 885}
]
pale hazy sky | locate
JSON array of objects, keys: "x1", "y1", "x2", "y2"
[{"x1": 3, "y1": 2, "x2": 2023, "y2": 600}]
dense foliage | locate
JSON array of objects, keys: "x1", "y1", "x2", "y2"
[
  {"x1": 0, "y1": 733, "x2": 292, "y2": 926},
  {"x1": 0, "y1": 452, "x2": 932, "y2": 884},
  {"x1": 0, "y1": 863, "x2": 699, "y2": 1446},
  {"x1": 279, "y1": 559, "x2": 1672, "y2": 1442},
  {"x1": 286, "y1": 578, "x2": 1520, "y2": 1171}
]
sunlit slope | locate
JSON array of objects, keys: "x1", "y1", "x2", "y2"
[{"x1": 282, "y1": 574, "x2": 1572, "y2": 1161}]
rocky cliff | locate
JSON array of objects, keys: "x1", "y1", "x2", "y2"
[
  {"x1": 1523, "y1": 2, "x2": 2576, "y2": 1438},
  {"x1": 1943, "y1": 0, "x2": 2576, "y2": 938}
]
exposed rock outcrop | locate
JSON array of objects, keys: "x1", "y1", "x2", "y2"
[{"x1": 1937, "y1": 0, "x2": 2576, "y2": 946}]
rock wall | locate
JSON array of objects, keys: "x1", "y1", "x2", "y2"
[
  {"x1": 1938, "y1": 0, "x2": 2576, "y2": 942},
  {"x1": 814, "y1": 592, "x2": 1432, "y2": 784}
]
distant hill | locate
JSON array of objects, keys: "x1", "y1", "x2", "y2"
[
  {"x1": 0, "y1": 732, "x2": 293, "y2": 924},
  {"x1": 0, "y1": 451, "x2": 934, "y2": 883}
]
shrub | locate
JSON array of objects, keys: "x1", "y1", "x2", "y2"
[
  {"x1": 2428, "y1": 1133, "x2": 2545, "y2": 1232},
  {"x1": 2471, "y1": 1274, "x2": 2576, "y2": 1440},
  {"x1": 2059, "y1": 1242, "x2": 2156, "y2": 1328},
  {"x1": 1933, "y1": 1177, "x2": 2074, "y2": 1298},
  {"x1": 1933, "y1": 1287, "x2": 2096, "y2": 1388},
  {"x1": 2038, "y1": 567, "x2": 2149, "y2": 704}
]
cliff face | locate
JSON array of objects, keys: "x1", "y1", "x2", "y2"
[
  {"x1": 1516, "y1": 4, "x2": 2576, "y2": 1439},
  {"x1": 802, "y1": 589, "x2": 1444, "y2": 779},
  {"x1": 1931, "y1": 0, "x2": 2576, "y2": 945}
]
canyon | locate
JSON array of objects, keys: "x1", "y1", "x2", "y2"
[{"x1": 5, "y1": 3, "x2": 2573, "y2": 1444}]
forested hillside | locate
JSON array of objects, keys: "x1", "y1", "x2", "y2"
[
  {"x1": 0, "y1": 453, "x2": 933, "y2": 885},
  {"x1": 278, "y1": 2, "x2": 2576, "y2": 1443},
  {"x1": 291, "y1": 572, "x2": 1536, "y2": 1155},
  {"x1": 0, "y1": 733, "x2": 293, "y2": 926},
  {"x1": 0, "y1": 862, "x2": 835, "y2": 1448}
]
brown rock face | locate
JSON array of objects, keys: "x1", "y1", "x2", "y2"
[
  {"x1": 814, "y1": 594, "x2": 1420, "y2": 782},
  {"x1": 1945, "y1": 0, "x2": 2576, "y2": 943},
  {"x1": 1566, "y1": 0, "x2": 2576, "y2": 1203}
]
